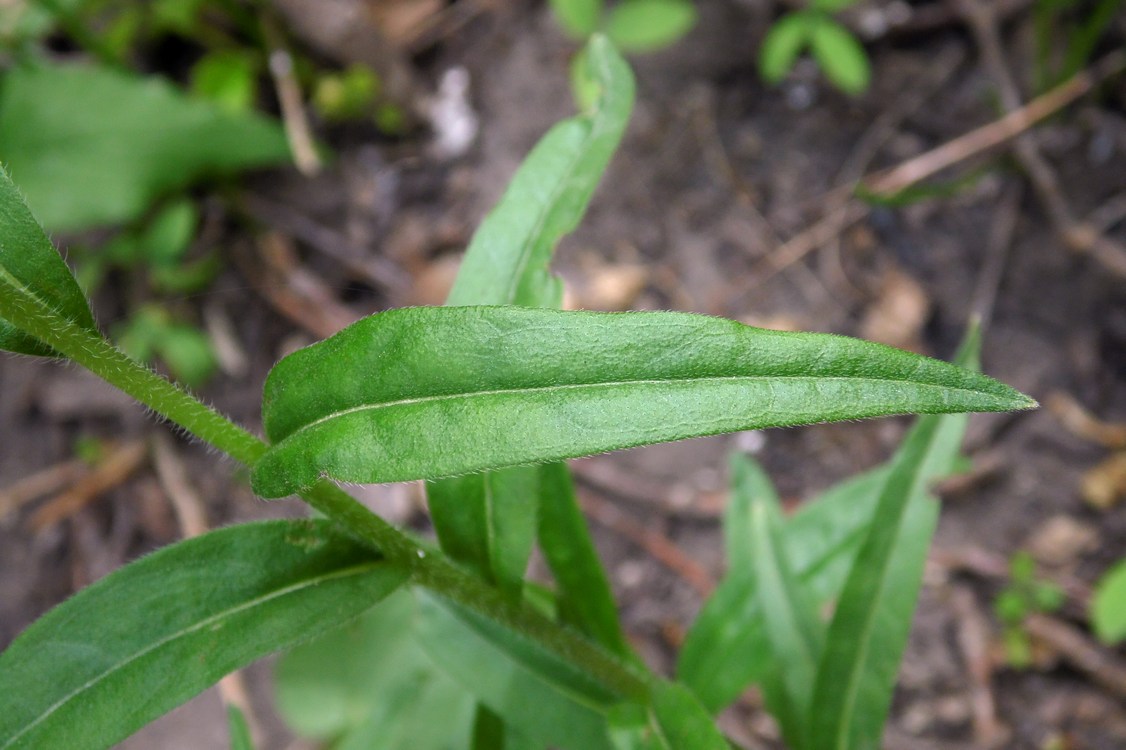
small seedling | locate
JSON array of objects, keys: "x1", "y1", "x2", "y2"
[
  {"x1": 760, "y1": 0, "x2": 870, "y2": 96},
  {"x1": 550, "y1": 0, "x2": 698, "y2": 54},
  {"x1": 993, "y1": 551, "x2": 1066, "y2": 667}
]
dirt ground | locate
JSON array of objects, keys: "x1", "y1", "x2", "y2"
[{"x1": 3, "y1": 1, "x2": 1126, "y2": 748}]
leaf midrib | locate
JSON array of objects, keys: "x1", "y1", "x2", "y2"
[
  {"x1": 277, "y1": 375, "x2": 1005, "y2": 441},
  {"x1": 1, "y1": 561, "x2": 387, "y2": 749}
]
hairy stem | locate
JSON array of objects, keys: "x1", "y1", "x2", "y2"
[{"x1": 0, "y1": 276, "x2": 650, "y2": 701}]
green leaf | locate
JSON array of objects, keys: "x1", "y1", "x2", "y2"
[
  {"x1": 274, "y1": 589, "x2": 475, "y2": 746},
  {"x1": 745, "y1": 453, "x2": 824, "y2": 749},
  {"x1": 445, "y1": 35, "x2": 633, "y2": 308},
  {"x1": 1093, "y1": 558, "x2": 1126, "y2": 644},
  {"x1": 0, "y1": 520, "x2": 408, "y2": 750},
  {"x1": 807, "y1": 330, "x2": 982, "y2": 750},
  {"x1": 604, "y1": 0, "x2": 697, "y2": 54},
  {"x1": 428, "y1": 34, "x2": 633, "y2": 601},
  {"x1": 723, "y1": 452, "x2": 780, "y2": 573},
  {"x1": 811, "y1": 0, "x2": 860, "y2": 11},
  {"x1": 191, "y1": 49, "x2": 259, "y2": 114},
  {"x1": 759, "y1": 12, "x2": 812, "y2": 84},
  {"x1": 680, "y1": 329, "x2": 984, "y2": 713},
  {"x1": 0, "y1": 61, "x2": 291, "y2": 232},
  {"x1": 538, "y1": 462, "x2": 631, "y2": 656},
  {"x1": 252, "y1": 305, "x2": 1032, "y2": 498},
  {"x1": 550, "y1": 0, "x2": 603, "y2": 38},
  {"x1": 414, "y1": 591, "x2": 618, "y2": 750},
  {"x1": 0, "y1": 166, "x2": 97, "y2": 357},
  {"x1": 227, "y1": 705, "x2": 254, "y2": 750},
  {"x1": 808, "y1": 18, "x2": 870, "y2": 95},
  {"x1": 427, "y1": 467, "x2": 540, "y2": 598},
  {"x1": 679, "y1": 465, "x2": 887, "y2": 712}
]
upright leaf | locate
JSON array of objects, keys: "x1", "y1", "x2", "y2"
[
  {"x1": 0, "y1": 167, "x2": 97, "y2": 356},
  {"x1": 1092, "y1": 558, "x2": 1126, "y2": 645},
  {"x1": 427, "y1": 467, "x2": 541, "y2": 597},
  {"x1": 444, "y1": 34, "x2": 634, "y2": 308},
  {"x1": 0, "y1": 520, "x2": 408, "y2": 750},
  {"x1": 808, "y1": 17, "x2": 870, "y2": 95},
  {"x1": 808, "y1": 330, "x2": 982, "y2": 749},
  {"x1": 227, "y1": 705, "x2": 254, "y2": 750},
  {"x1": 252, "y1": 305, "x2": 1032, "y2": 498},
  {"x1": 604, "y1": 0, "x2": 697, "y2": 54},
  {"x1": 428, "y1": 35, "x2": 634, "y2": 606},
  {"x1": 759, "y1": 12, "x2": 812, "y2": 84},
  {"x1": 723, "y1": 452, "x2": 780, "y2": 574},
  {"x1": 0, "y1": 61, "x2": 290, "y2": 231},
  {"x1": 538, "y1": 462, "x2": 631, "y2": 656},
  {"x1": 745, "y1": 453, "x2": 824, "y2": 749}
]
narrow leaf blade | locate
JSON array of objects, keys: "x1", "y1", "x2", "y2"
[
  {"x1": 0, "y1": 166, "x2": 97, "y2": 356},
  {"x1": 745, "y1": 453, "x2": 825, "y2": 748},
  {"x1": 0, "y1": 520, "x2": 407, "y2": 750},
  {"x1": 538, "y1": 462, "x2": 631, "y2": 656},
  {"x1": 252, "y1": 306, "x2": 1033, "y2": 498},
  {"x1": 427, "y1": 467, "x2": 540, "y2": 597},
  {"x1": 445, "y1": 34, "x2": 634, "y2": 308},
  {"x1": 808, "y1": 332, "x2": 982, "y2": 749}
]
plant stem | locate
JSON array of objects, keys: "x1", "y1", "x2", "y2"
[{"x1": 0, "y1": 276, "x2": 651, "y2": 701}]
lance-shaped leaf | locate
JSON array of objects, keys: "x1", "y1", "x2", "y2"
[
  {"x1": 808, "y1": 331, "x2": 982, "y2": 749},
  {"x1": 251, "y1": 305, "x2": 1032, "y2": 498},
  {"x1": 444, "y1": 34, "x2": 634, "y2": 309},
  {"x1": 678, "y1": 466, "x2": 886, "y2": 712},
  {"x1": 427, "y1": 467, "x2": 541, "y2": 598},
  {"x1": 0, "y1": 167, "x2": 97, "y2": 357},
  {"x1": 745, "y1": 453, "x2": 825, "y2": 750},
  {"x1": 428, "y1": 34, "x2": 634, "y2": 602},
  {"x1": 0, "y1": 520, "x2": 407, "y2": 750}
]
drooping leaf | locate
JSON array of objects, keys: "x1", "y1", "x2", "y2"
[
  {"x1": 550, "y1": 0, "x2": 603, "y2": 38},
  {"x1": 808, "y1": 17, "x2": 870, "y2": 95},
  {"x1": 444, "y1": 35, "x2": 633, "y2": 308},
  {"x1": 745, "y1": 453, "x2": 824, "y2": 749},
  {"x1": 0, "y1": 167, "x2": 98, "y2": 357},
  {"x1": 414, "y1": 591, "x2": 618, "y2": 750},
  {"x1": 252, "y1": 305, "x2": 1032, "y2": 498},
  {"x1": 808, "y1": 330, "x2": 982, "y2": 749},
  {"x1": 759, "y1": 12, "x2": 812, "y2": 84},
  {"x1": 604, "y1": 0, "x2": 697, "y2": 54},
  {"x1": 274, "y1": 589, "x2": 475, "y2": 748},
  {"x1": 428, "y1": 34, "x2": 634, "y2": 601},
  {"x1": 1092, "y1": 558, "x2": 1126, "y2": 645},
  {"x1": 427, "y1": 467, "x2": 540, "y2": 598},
  {"x1": 0, "y1": 520, "x2": 408, "y2": 750},
  {"x1": 0, "y1": 61, "x2": 291, "y2": 232},
  {"x1": 538, "y1": 462, "x2": 631, "y2": 656}
]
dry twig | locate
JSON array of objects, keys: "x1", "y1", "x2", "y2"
[
  {"x1": 578, "y1": 489, "x2": 715, "y2": 596},
  {"x1": 261, "y1": 12, "x2": 322, "y2": 176},
  {"x1": 950, "y1": 585, "x2": 1008, "y2": 747},
  {"x1": 0, "y1": 458, "x2": 88, "y2": 523},
  {"x1": 29, "y1": 441, "x2": 148, "y2": 531}
]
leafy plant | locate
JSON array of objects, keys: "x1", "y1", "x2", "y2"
[
  {"x1": 0, "y1": 35, "x2": 1033, "y2": 750},
  {"x1": 760, "y1": 0, "x2": 871, "y2": 96},
  {"x1": 1033, "y1": 0, "x2": 1124, "y2": 92},
  {"x1": 993, "y1": 551, "x2": 1066, "y2": 667},
  {"x1": 550, "y1": 0, "x2": 698, "y2": 54}
]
